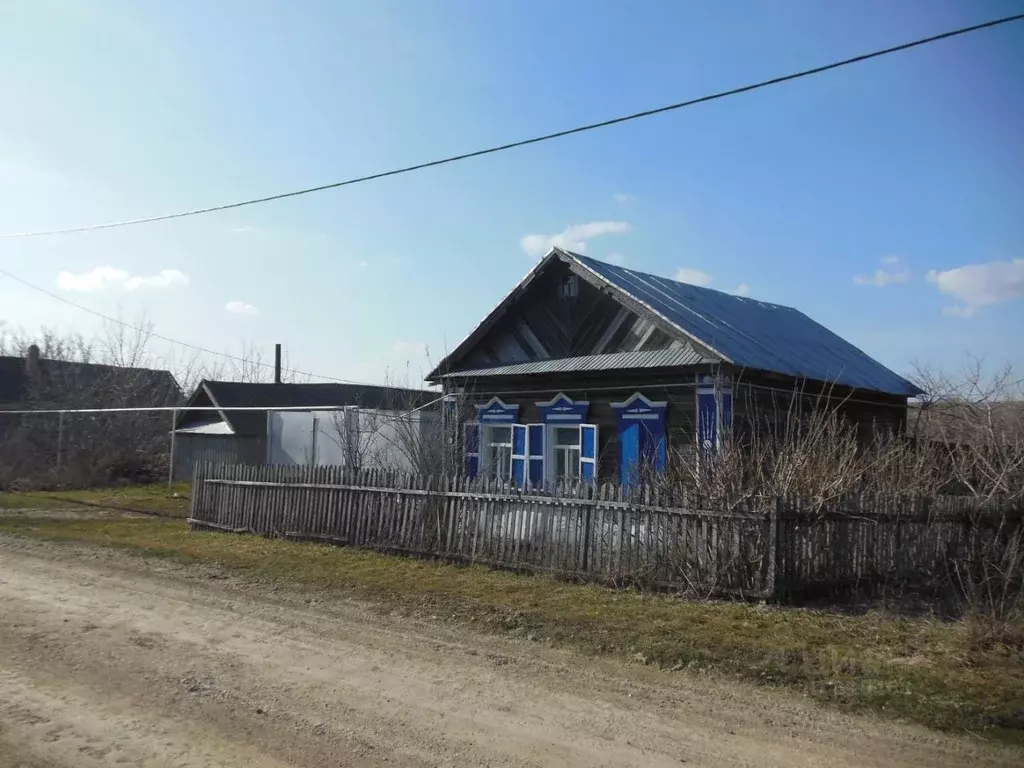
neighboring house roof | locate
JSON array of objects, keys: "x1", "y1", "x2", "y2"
[
  {"x1": 176, "y1": 380, "x2": 439, "y2": 437},
  {"x1": 0, "y1": 354, "x2": 181, "y2": 407},
  {"x1": 437, "y1": 348, "x2": 714, "y2": 379},
  {"x1": 429, "y1": 249, "x2": 923, "y2": 397}
]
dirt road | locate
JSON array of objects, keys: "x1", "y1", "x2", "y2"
[{"x1": 0, "y1": 535, "x2": 1017, "y2": 768}]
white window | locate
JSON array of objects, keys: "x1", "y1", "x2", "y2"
[
  {"x1": 481, "y1": 425, "x2": 513, "y2": 480},
  {"x1": 550, "y1": 425, "x2": 581, "y2": 481}
]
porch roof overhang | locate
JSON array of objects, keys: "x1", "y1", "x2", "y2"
[{"x1": 438, "y1": 348, "x2": 716, "y2": 380}]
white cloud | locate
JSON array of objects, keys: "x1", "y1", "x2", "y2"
[
  {"x1": 356, "y1": 260, "x2": 369, "y2": 269},
  {"x1": 519, "y1": 221, "x2": 631, "y2": 258},
  {"x1": 55, "y1": 266, "x2": 188, "y2": 292},
  {"x1": 853, "y1": 256, "x2": 910, "y2": 287},
  {"x1": 673, "y1": 268, "x2": 712, "y2": 287},
  {"x1": 605, "y1": 253, "x2": 626, "y2": 266},
  {"x1": 225, "y1": 300, "x2": 259, "y2": 315},
  {"x1": 613, "y1": 193, "x2": 633, "y2": 203},
  {"x1": 733, "y1": 283, "x2": 751, "y2": 297},
  {"x1": 927, "y1": 258, "x2": 1024, "y2": 318}
]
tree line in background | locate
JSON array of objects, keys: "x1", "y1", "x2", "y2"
[{"x1": 0, "y1": 319, "x2": 308, "y2": 489}]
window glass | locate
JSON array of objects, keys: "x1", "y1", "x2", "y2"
[
  {"x1": 552, "y1": 426, "x2": 580, "y2": 480},
  {"x1": 554, "y1": 427, "x2": 579, "y2": 446},
  {"x1": 482, "y1": 425, "x2": 513, "y2": 480},
  {"x1": 488, "y1": 426, "x2": 512, "y2": 443}
]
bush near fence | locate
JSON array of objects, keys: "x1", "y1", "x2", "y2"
[{"x1": 188, "y1": 462, "x2": 1024, "y2": 602}]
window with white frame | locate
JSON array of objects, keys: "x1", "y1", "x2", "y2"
[
  {"x1": 550, "y1": 425, "x2": 581, "y2": 481},
  {"x1": 481, "y1": 425, "x2": 513, "y2": 480}
]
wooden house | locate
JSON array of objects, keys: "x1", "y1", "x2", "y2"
[{"x1": 427, "y1": 248, "x2": 923, "y2": 487}]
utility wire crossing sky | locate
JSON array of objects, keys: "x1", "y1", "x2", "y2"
[{"x1": 1, "y1": 12, "x2": 1020, "y2": 240}]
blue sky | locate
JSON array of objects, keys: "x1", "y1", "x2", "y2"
[{"x1": 1, "y1": 0, "x2": 1021, "y2": 387}]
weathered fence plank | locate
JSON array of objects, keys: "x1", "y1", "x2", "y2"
[{"x1": 186, "y1": 462, "x2": 1022, "y2": 600}]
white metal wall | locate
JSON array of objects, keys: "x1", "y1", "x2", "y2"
[{"x1": 267, "y1": 409, "x2": 436, "y2": 472}]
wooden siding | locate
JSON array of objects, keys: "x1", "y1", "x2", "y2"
[
  {"x1": 459, "y1": 369, "x2": 706, "y2": 482},
  {"x1": 453, "y1": 364, "x2": 908, "y2": 482},
  {"x1": 460, "y1": 260, "x2": 705, "y2": 369},
  {"x1": 730, "y1": 370, "x2": 908, "y2": 444}
]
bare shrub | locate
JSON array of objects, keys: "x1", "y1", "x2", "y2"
[
  {"x1": 958, "y1": 519, "x2": 1024, "y2": 656},
  {"x1": 910, "y1": 359, "x2": 1024, "y2": 642},
  {"x1": 649, "y1": 364, "x2": 1023, "y2": 607}
]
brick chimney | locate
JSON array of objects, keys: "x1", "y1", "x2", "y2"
[{"x1": 25, "y1": 344, "x2": 40, "y2": 378}]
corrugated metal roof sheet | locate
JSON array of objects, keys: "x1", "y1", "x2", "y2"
[
  {"x1": 570, "y1": 253, "x2": 923, "y2": 396},
  {"x1": 173, "y1": 419, "x2": 235, "y2": 436},
  {"x1": 186, "y1": 381, "x2": 438, "y2": 437},
  {"x1": 441, "y1": 347, "x2": 713, "y2": 379}
]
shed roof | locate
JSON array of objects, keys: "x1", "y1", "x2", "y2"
[{"x1": 179, "y1": 380, "x2": 439, "y2": 437}]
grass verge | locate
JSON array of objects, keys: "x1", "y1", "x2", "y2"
[
  {"x1": 1, "y1": 514, "x2": 1022, "y2": 745},
  {"x1": 0, "y1": 483, "x2": 191, "y2": 517}
]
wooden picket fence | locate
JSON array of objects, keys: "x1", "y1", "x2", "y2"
[{"x1": 188, "y1": 462, "x2": 1023, "y2": 600}]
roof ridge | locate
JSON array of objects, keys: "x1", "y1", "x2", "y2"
[
  {"x1": 0, "y1": 354, "x2": 173, "y2": 374},
  {"x1": 564, "y1": 250, "x2": 796, "y2": 311}
]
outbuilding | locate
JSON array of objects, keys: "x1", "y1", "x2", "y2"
[{"x1": 172, "y1": 380, "x2": 437, "y2": 480}]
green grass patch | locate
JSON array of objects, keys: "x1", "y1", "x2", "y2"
[
  {"x1": 0, "y1": 483, "x2": 191, "y2": 517},
  {"x1": 1, "y1": 514, "x2": 1022, "y2": 744}
]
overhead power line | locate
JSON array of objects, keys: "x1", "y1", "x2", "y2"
[
  {"x1": 1, "y1": 13, "x2": 1021, "y2": 240},
  {"x1": 0, "y1": 266, "x2": 407, "y2": 387},
  {"x1": 0, "y1": 398, "x2": 445, "y2": 417}
]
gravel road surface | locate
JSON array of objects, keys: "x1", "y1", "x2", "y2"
[{"x1": 0, "y1": 535, "x2": 1017, "y2": 767}]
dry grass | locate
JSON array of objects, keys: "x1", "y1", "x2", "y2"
[
  {"x1": 0, "y1": 483, "x2": 191, "y2": 517},
  {"x1": 1, "y1": 514, "x2": 1022, "y2": 744}
]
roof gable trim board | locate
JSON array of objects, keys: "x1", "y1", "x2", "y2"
[
  {"x1": 426, "y1": 253, "x2": 559, "y2": 379},
  {"x1": 201, "y1": 381, "x2": 235, "y2": 432}
]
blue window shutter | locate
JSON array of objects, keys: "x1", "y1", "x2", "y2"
[
  {"x1": 464, "y1": 421, "x2": 479, "y2": 478},
  {"x1": 612, "y1": 393, "x2": 668, "y2": 488},
  {"x1": 511, "y1": 424, "x2": 528, "y2": 487},
  {"x1": 619, "y1": 422, "x2": 639, "y2": 486},
  {"x1": 527, "y1": 424, "x2": 545, "y2": 488},
  {"x1": 580, "y1": 424, "x2": 598, "y2": 481},
  {"x1": 697, "y1": 390, "x2": 717, "y2": 454}
]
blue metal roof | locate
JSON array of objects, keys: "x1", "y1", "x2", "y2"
[{"x1": 569, "y1": 252, "x2": 922, "y2": 396}]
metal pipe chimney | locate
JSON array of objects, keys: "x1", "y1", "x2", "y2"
[{"x1": 274, "y1": 344, "x2": 282, "y2": 384}]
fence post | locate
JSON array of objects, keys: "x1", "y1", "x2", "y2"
[
  {"x1": 766, "y1": 496, "x2": 780, "y2": 599},
  {"x1": 188, "y1": 461, "x2": 203, "y2": 526},
  {"x1": 581, "y1": 488, "x2": 593, "y2": 573},
  {"x1": 168, "y1": 408, "x2": 178, "y2": 490}
]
